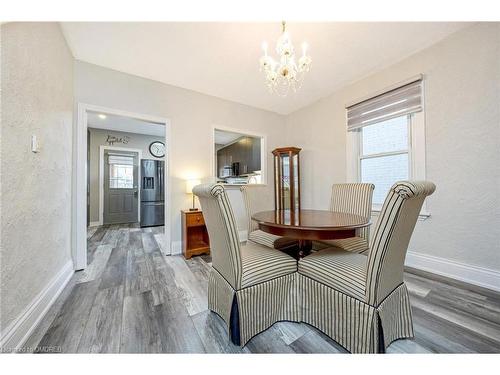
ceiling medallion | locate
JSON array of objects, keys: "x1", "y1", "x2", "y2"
[{"x1": 259, "y1": 21, "x2": 312, "y2": 97}]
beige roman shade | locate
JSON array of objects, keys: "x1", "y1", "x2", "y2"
[
  {"x1": 107, "y1": 154, "x2": 134, "y2": 165},
  {"x1": 347, "y1": 75, "x2": 423, "y2": 131}
]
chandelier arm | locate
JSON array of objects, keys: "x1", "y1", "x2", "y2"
[{"x1": 260, "y1": 21, "x2": 311, "y2": 97}]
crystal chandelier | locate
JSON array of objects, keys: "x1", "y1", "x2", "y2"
[{"x1": 259, "y1": 21, "x2": 312, "y2": 96}]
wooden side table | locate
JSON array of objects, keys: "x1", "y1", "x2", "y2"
[{"x1": 181, "y1": 210, "x2": 210, "y2": 259}]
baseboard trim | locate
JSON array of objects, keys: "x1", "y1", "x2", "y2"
[
  {"x1": 0, "y1": 260, "x2": 74, "y2": 352},
  {"x1": 405, "y1": 251, "x2": 500, "y2": 292},
  {"x1": 171, "y1": 241, "x2": 182, "y2": 255}
]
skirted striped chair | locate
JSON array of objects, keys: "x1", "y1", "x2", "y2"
[
  {"x1": 298, "y1": 181, "x2": 436, "y2": 353},
  {"x1": 240, "y1": 185, "x2": 298, "y2": 251},
  {"x1": 316, "y1": 183, "x2": 375, "y2": 254},
  {"x1": 193, "y1": 183, "x2": 299, "y2": 346}
]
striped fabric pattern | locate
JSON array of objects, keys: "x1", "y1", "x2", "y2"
[
  {"x1": 377, "y1": 283, "x2": 414, "y2": 348},
  {"x1": 237, "y1": 273, "x2": 300, "y2": 345},
  {"x1": 241, "y1": 241, "x2": 297, "y2": 288},
  {"x1": 298, "y1": 248, "x2": 366, "y2": 300},
  {"x1": 299, "y1": 274, "x2": 379, "y2": 353},
  {"x1": 248, "y1": 229, "x2": 298, "y2": 250},
  {"x1": 240, "y1": 185, "x2": 266, "y2": 233},
  {"x1": 330, "y1": 183, "x2": 374, "y2": 243},
  {"x1": 194, "y1": 184, "x2": 242, "y2": 289},
  {"x1": 366, "y1": 181, "x2": 436, "y2": 306},
  {"x1": 240, "y1": 185, "x2": 298, "y2": 250},
  {"x1": 197, "y1": 181, "x2": 434, "y2": 353},
  {"x1": 208, "y1": 268, "x2": 236, "y2": 329},
  {"x1": 317, "y1": 236, "x2": 369, "y2": 254},
  {"x1": 297, "y1": 181, "x2": 434, "y2": 352},
  {"x1": 195, "y1": 183, "x2": 300, "y2": 347},
  {"x1": 299, "y1": 274, "x2": 415, "y2": 353}
]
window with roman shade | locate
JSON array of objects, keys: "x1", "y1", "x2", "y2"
[
  {"x1": 346, "y1": 75, "x2": 427, "y2": 209},
  {"x1": 346, "y1": 75, "x2": 423, "y2": 131}
]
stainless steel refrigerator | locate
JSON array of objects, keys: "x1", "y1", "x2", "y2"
[{"x1": 140, "y1": 159, "x2": 164, "y2": 227}]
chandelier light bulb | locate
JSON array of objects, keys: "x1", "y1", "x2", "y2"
[
  {"x1": 259, "y1": 21, "x2": 312, "y2": 96},
  {"x1": 301, "y1": 42, "x2": 308, "y2": 57},
  {"x1": 262, "y1": 41, "x2": 268, "y2": 55}
]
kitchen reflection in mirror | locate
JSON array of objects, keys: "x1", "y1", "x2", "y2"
[{"x1": 214, "y1": 129, "x2": 264, "y2": 185}]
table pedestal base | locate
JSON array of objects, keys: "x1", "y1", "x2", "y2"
[
  {"x1": 282, "y1": 239, "x2": 312, "y2": 260},
  {"x1": 298, "y1": 239, "x2": 312, "y2": 259}
]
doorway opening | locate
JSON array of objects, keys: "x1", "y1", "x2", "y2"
[{"x1": 75, "y1": 104, "x2": 171, "y2": 270}]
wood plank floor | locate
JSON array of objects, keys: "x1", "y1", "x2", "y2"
[{"x1": 25, "y1": 224, "x2": 500, "y2": 353}]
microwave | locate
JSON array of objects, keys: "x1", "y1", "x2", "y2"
[{"x1": 220, "y1": 165, "x2": 232, "y2": 177}]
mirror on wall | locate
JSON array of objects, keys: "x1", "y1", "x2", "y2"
[{"x1": 214, "y1": 129, "x2": 264, "y2": 185}]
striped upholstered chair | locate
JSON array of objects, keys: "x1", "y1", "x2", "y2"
[
  {"x1": 193, "y1": 183, "x2": 299, "y2": 346},
  {"x1": 240, "y1": 185, "x2": 298, "y2": 251},
  {"x1": 316, "y1": 183, "x2": 375, "y2": 254},
  {"x1": 298, "y1": 181, "x2": 435, "y2": 353}
]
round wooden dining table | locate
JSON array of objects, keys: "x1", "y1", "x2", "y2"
[{"x1": 252, "y1": 209, "x2": 371, "y2": 258}]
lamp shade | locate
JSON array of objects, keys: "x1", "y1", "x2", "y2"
[{"x1": 185, "y1": 179, "x2": 201, "y2": 194}]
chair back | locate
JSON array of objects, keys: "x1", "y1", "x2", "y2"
[
  {"x1": 193, "y1": 183, "x2": 242, "y2": 289},
  {"x1": 365, "y1": 181, "x2": 435, "y2": 306},
  {"x1": 330, "y1": 183, "x2": 375, "y2": 243},
  {"x1": 240, "y1": 185, "x2": 274, "y2": 234}
]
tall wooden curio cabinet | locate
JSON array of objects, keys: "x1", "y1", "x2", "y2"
[{"x1": 272, "y1": 147, "x2": 301, "y2": 211}]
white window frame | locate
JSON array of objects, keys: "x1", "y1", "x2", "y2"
[{"x1": 347, "y1": 110, "x2": 429, "y2": 219}]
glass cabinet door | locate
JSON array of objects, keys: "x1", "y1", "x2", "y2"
[{"x1": 273, "y1": 147, "x2": 301, "y2": 211}]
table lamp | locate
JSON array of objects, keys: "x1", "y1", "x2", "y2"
[{"x1": 186, "y1": 179, "x2": 201, "y2": 211}]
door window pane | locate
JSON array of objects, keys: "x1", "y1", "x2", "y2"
[
  {"x1": 361, "y1": 153, "x2": 408, "y2": 205},
  {"x1": 109, "y1": 164, "x2": 134, "y2": 188},
  {"x1": 361, "y1": 116, "x2": 408, "y2": 155}
]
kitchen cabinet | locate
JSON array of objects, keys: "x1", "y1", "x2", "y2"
[
  {"x1": 216, "y1": 136, "x2": 261, "y2": 176},
  {"x1": 238, "y1": 137, "x2": 250, "y2": 174},
  {"x1": 250, "y1": 137, "x2": 261, "y2": 173},
  {"x1": 217, "y1": 147, "x2": 228, "y2": 174},
  {"x1": 230, "y1": 140, "x2": 242, "y2": 170}
]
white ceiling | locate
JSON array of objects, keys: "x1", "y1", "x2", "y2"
[
  {"x1": 87, "y1": 111, "x2": 165, "y2": 136},
  {"x1": 62, "y1": 22, "x2": 470, "y2": 115}
]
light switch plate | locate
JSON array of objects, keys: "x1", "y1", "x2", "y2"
[{"x1": 31, "y1": 135, "x2": 39, "y2": 153}]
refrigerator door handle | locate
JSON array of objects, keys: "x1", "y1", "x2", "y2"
[
  {"x1": 157, "y1": 162, "x2": 162, "y2": 200},
  {"x1": 160, "y1": 164, "x2": 164, "y2": 200}
]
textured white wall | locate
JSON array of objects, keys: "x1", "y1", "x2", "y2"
[
  {"x1": 74, "y1": 61, "x2": 286, "y2": 245},
  {"x1": 0, "y1": 23, "x2": 74, "y2": 329},
  {"x1": 286, "y1": 23, "x2": 500, "y2": 272}
]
